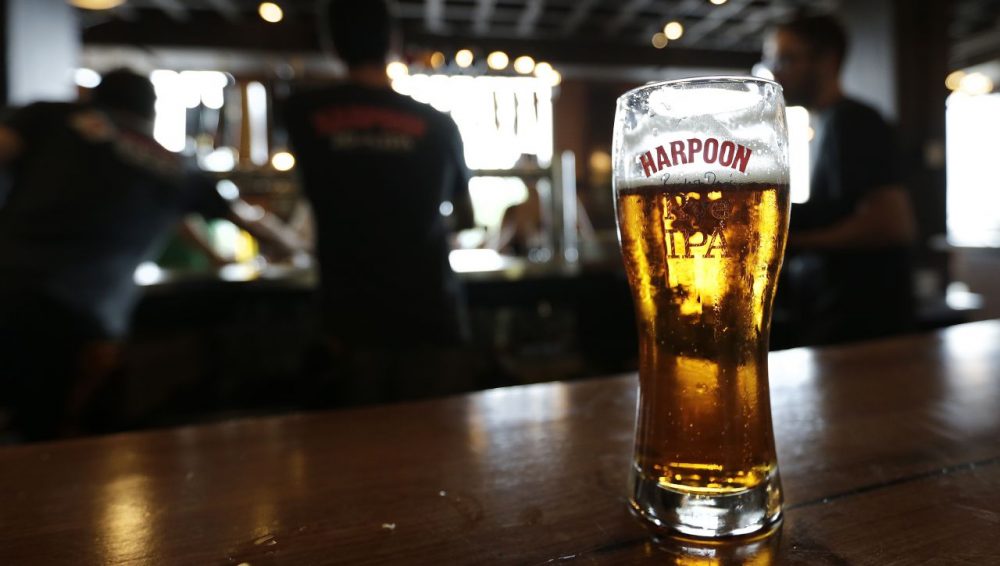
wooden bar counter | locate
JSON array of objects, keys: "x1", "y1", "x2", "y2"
[{"x1": 1, "y1": 321, "x2": 999, "y2": 564}]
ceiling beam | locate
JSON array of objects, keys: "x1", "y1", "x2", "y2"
[
  {"x1": 638, "y1": 0, "x2": 704, "y2": 46},
  {"x1": 110, "y1": 1, "x2": 139, "y2": 21},
  {"x1": 394, "y1": 3, "x2": 425, "y2": 19},
  {"x1": 952, "y1": 23, "x2": 1000, "y2": 68},
  {"x1": 84, "y1": 13, "x2": 320, "y2": 51},
  {"x1": 516, "y1": 0, "x2": 545, "y2": 38},
  {"x1": 82, "y1": 17, "x2": 761, "y2": 71},
  {"x1": 425, "y1": 0, "x2": 445, "y2": 33},
  {"x1": 149, "y1": 0, "x2": 189, "y2": 22},
  {"x1": 206, "y1": 0, "x2": 241, "y2": 23},
  {"x1": 682, "y1": 0, "x2": 753, "y2": 45},
  {"x1": 561, "y1": 0, "x2": 599, "y2": 36},
  {"x1": 605, "y1": 0, "x2": 652, "y2": 37},
  {"x1": 712, "y1": 4, "x2": 790, "y2": 49},
  {"x1": 473, "y1": 0, "x2": 497, "y2": 35},
  {"x1": 405, "y1": 30, "x2": 761, "y2": 70},
  {"x1": 673, "y1": 0, "x2": 712, "y2": 19}
]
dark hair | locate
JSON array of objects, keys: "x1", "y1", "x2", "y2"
[
  {"x1": 776, "y1": 14, "x2": 848, "y2": 69},
  {"x1": 92, "y1": 69, "x2": 156, "y2": 120},
  {"x1": 322, "y1": 0, "x2": 394, "y2": 67}
]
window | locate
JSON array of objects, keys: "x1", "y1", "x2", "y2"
[
  {"x1": 946, "y1": 91, "x2": 1000, "y2": 247},
  {"x1": 786, "y1": 105, "x2": 811, "y2": 204},
  {"x1": 392, "y1": 74, "x2": 554, "y2": 230}
]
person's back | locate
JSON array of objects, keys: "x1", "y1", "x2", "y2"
[
  {"x1": 284, "y1": 0, "x2": 472, "y2": 349},
  {"x1": 285, "y1": 83, "x2": 469, "y2": 346},
  {"x1": 0, "y1": 100, "x2": 211, "y2": 337},
  {"x1": 283, "y1": 0, "x2": 476, "y2": 405},
  {"x1": 0, "y1": 70, "x2": 233, "y2": 439}
]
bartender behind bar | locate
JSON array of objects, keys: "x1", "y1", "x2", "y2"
[{"x1": 284, "y1": 0, "x2": 477, "y2": 406}]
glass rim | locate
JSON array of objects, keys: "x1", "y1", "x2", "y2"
[{"x1": 618, "y1": 75, "x2": 782, "y2": 103}]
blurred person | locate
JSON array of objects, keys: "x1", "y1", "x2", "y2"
[
  {"x1": 493, "y1": 183, "x2": 596, "y2": 260},
  {"x1": 765, "y1": 14, "x2": 918, "y2": 346},
  {"x1": 0, "y1": 69, "x2": 302, "y2": 440},
  {"x1": 492, "y1": 154, "x2": 596, "y2": 259},
  {"x1": 494, "y1": 181, "x2": 548, "y2": 258},
  {"x1": 283, "y1": 0, "x2": 477, "y2": 405}
]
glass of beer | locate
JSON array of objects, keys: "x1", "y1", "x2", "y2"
[{"x1": 612, "y1": 77, "x2": 790, "y2": 537}]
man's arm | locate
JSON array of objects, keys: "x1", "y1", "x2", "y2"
[
  {"x1": 226, "y1": 199, "x2": 309, "y2": 259},
  {"x1": 0, "y1": 103, "x2": 49, "y2": 165},
  {"x1": 791, "y1": 185, "x2": 917, "y2": 250},
  {"x1": 187, "y1": 175, "x2": 308, "y2": 261},
  {"x1": 445, "y1": 116, "x2": 475, "y2": 233},
  {"x1": 177, "y1": 215, "x2": 231, "y2": 266},
  {"x1": 491, "y1": 203, "x2": 522, "y2": 253},
  {"x1": 450, "y1": 177, "x2": 475, "y2": 232}
]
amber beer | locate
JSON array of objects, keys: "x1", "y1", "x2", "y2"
[
  {"x1": 614, "y1": 77, "x2": 789, "y2": 538},
  {"x1": 619, "y1": 182, "x2": 787, "y2": 490}
]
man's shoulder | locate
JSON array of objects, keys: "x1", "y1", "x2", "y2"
[
  {"x1": 4, "y1": 101, "x2": 80, "y2": 124},
  {"x1": 287, "y1": 84, "x2": 450, "y2": 122},
  {"x1": 832, "y1": 97, "x2": 891, "y2": 128},
  {"x1": 286, "y1": 82, "x2": 351, "y2": 104},
  {"x1": 16, "y1": 101, "x2": 80, "y2": 114}
]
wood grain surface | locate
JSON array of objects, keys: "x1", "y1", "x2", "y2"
[{"x1": 1, "y1": 321, "x2": 999, "y2": 565}]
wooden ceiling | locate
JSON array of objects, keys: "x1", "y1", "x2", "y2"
[
  {"x1": 79, "y1": 1, "x2": 1000, "y2": 70},
  {"x1": 80, "y1": 0, "x2": 831, "y2": 70},
  {"x1": 953, "y1": 0, "x2": 1000, "y2": 67}
]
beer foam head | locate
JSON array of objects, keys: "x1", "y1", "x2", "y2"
[{"x1": 613, "y1": 77, "x2": 789, "y2": 190}]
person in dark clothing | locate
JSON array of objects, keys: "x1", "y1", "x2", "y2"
[
  {"x1": 283, "y1": 0, "x2": 477, "y2": 404},
  {"x1": 0, "y1": 70, "x2": 301, "y2": 440},
  {"x1": 765, "y1": 14, "x2": 918, "y2": 346}
]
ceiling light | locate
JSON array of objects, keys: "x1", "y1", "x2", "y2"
[
  {"x1": 258, "y1": 2, "x2": 283, "y2": 23},
  {"x1": 513, "y1": 56, "x2": 535, "y2": 74},
  {"x1": 385, "y1": 61, "x2": 409, "y2": 80},
  {"x1": 651, "y1": 33, "x2": 668, "y2": 49},
  {"x1": 534, "y1": 62, "x2": 560, "y2": 86},
  {"x1": 710, "y1": 0, "x2": 727, "y2": 5},
  {"x1": 751, "y1": 63, "x2": 775, "y2": 81},
  {"x1": 69, "y1": 0, "x2": 126, "y2": 9},
  {"x1": 945, "y1": 70, "x2": 966, "y2": 91},
  {"x1": 664, "y1": 21, "x2": 684, "y2": 40},
  {"x1": 487, "y1": 51, "x2": 509, "y2": 70},
  {"x1": 455, "y1": 49, "x2": 474, "y2": 68},
  {"x1": 75, "y1": 68, "x2": 102, "y2": 88},
  {"x1": 271, "y1": 151, "x2": 296, "y2": 172},
  {"x1": 958, "y1": 72, "x2": 994, "y2": 95},
  {"x1": 430, "y1": 51, "x2": 446, "y2": 69}
]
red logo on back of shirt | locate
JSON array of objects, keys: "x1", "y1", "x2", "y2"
[{"x1": 311, "y1": 106, "x2": 427, "y2": 137}]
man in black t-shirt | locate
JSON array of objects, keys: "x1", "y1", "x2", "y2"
[
  {"x1": 765, "y1": 15, "x2": 918, "y2": 346},
  {"x1": 0, "y1": 70, "x2": 301, "y2": 439},
  {"x1": 283, "y1": 1, "x2": 476, "y2": 404}
]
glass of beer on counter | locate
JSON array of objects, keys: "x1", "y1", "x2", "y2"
[{"x1": 612, "y1": 77, "x2": 790, "y2": 537}]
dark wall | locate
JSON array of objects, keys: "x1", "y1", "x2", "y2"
[
  {"x1": 894, "y1": 0, "x2": 951, "y2": 282},
  {"x1": 0, "y1": 0, "x2": 8, "y2": 106},
  {"x1": 553, "y1": 78, "x2": 639, "y2": 231}
]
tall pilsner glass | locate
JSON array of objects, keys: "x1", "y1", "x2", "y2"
[{"x1": 613, "y1": 77, "x2": 790, "y2": 537}]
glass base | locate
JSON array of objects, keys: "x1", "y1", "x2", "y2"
[{"x1": 628, "y1": 465, "x2": 783, "y2": 538}]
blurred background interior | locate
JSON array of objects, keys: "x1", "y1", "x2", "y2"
[{"x1": 0, "y1": 0, "x2": 997, "y2": 436}]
